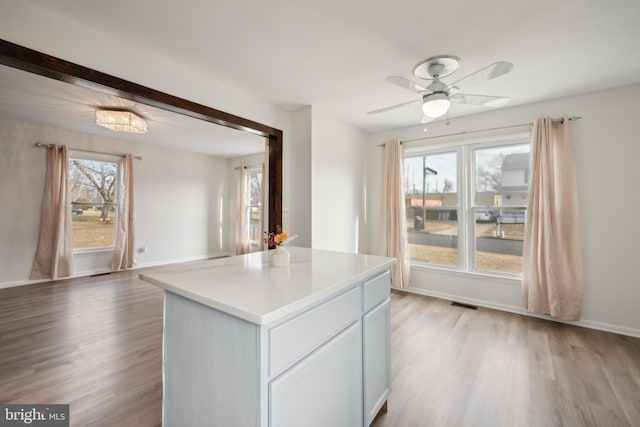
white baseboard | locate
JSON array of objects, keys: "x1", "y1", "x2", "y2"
[
  {"x1": 393, "y1": 286, "x2": 640, "y2": 339},
  {"x1": 0, "y1": 277, "x2": 50, "y2": 289},
  {"x1": 0, "y1": 252, "x2": 234, "y2": 290}
]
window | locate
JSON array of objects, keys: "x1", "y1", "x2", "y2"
[
  {"x1": 404, "y1": 151, "x2": 459, "y2": 266},
  {"x1": 68, "y1": 155, "x2": 120, "y2": 251},
  {"x1": 404, "y1": 137, "x2": 530, "y2": 277},
  {"x1": 246, "y1": 168, "x2": 262, "y2": 245},
  {"x1": 472, "y1": 143, "x2": 530, "y2": 274}
]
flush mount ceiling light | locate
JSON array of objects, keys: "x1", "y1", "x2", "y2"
[
  {"x1": 421, "y1": 92, "x2": 451, "y2": 118},
  {"x1": 95, "y1": 109, "x2": 147, "y2": 134}
]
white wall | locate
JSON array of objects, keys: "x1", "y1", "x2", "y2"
[
  {"x1": 311, "y1": 107, "x2": 367, "y2": 253},
  {"x1": 366, "y1": 84, "x2": 640, "y2": 336},
  {"x1": 287, "y1": 107, "x2": 313, "y2": 247},
  {"x1": 0, "y1": 119, "x2": 46, "y2": 283},
  {"x1": 134, "y1": 139, "x2": 230, "y2": 267},
  {"x1": 287, "y1": 106, "x2": 368, "y2": 253},
  {"x1": 0, "y1": 117, "x2": 231, "y2": 286}
]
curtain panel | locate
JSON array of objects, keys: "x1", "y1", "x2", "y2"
[
  {"x1": 111, "y1": 154, "x2": 135, "y2": 270},
  {"x1": 378, "y1": 139, "x2": 410, "y2": 287},
  {"x1": 30, "y1": 144, "x2": 73, "y2": 280},
  {"x1": 236, "y1": 168, "x2": 250, "y2": 255},
  {"x1": 522, "y1": 117, "x2": 584, "y2": 320}
]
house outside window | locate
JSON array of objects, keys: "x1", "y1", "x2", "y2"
[
  {"x1": 404, "y1": 136, "x2": 530, "y2": 277},
  {"x1": 68, "y1": 153, "x2": 121, "y2": 251}
]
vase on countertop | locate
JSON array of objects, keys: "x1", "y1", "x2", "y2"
[{"x1": 271, "y1": 246, "x2": 290, "y2": 267}]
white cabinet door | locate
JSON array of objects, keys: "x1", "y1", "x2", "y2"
[
  {"x1": 363, "y1": 298, "x2": 391, "y2": 426},
  {"x1": 269, "y1": 321, "x2": 363, "y2": 427}
]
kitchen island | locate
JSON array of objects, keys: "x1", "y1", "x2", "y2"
[{"x1": 140, "y1": 247, "x2": 395, "y2": 427}]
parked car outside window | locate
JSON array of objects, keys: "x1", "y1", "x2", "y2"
[{"x1": 475, "y1": 209, "x2": 500, "y2": 223}]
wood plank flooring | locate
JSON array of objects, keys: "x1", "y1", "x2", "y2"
[
  {"x1": 372, "y1": 292, "x2": 640, "y2": 427},
  {"x1": 1, "y1": 271, "x2": 639, "y2": 426},
  {"x1": 0, "y1": 271, "x2": 163, "y2": 426}
]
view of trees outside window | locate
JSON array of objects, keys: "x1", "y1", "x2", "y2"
[
  {"x1": 69, "y1": 158, "x2": 118, "y2": 250},
  {"x1": 247, "y1": 169, "x2": 262, "y2": 244},
  {"x1": 404, "y1": 141, "x2": 530, "y2": 275},
  {"x1": 404, "y1": 151, "x2": 459, "y2": 266}
]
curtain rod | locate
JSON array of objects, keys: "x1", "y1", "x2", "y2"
[
  {"x1": 33, "y1": 143, "x2": 143, "y2": 160},
  {"x1": 377, "y1": 116, "x2": 582, "y2": 146},
  {"x1": 234, "y1": 163, "x2": 262, "y2": 170}
]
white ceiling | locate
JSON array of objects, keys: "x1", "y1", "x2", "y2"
[{"x1": 24, "y1": 0, "x2": 640, "y2": 133}]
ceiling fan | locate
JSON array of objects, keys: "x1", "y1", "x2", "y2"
[{"x1": 368, "y1": 55, "x2": 513, "y2": 122}]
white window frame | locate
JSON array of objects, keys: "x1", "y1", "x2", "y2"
[
  {"x1": 69, "y1": 150, "x2": 122, "y2": 254},
  {"x1": 245, "y1": 165, "x2": 262, "y2": 246},
  {"x1": 405, "y1": 132, "x2": 530, "y2": 281}
]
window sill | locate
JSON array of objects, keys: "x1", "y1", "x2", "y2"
[
  {"x1": 410, "y1": 262, "x2": 522, "y2": 285},
  {"x1": 73, "y1": 248, "x2": 115, "y2": 256}
]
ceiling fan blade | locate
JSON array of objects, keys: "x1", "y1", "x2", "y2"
[
  {"x1": 449, "y1": 62, "x2": 513, "y2": 91},
  {"x1": 386, "y1": 76, "x2": 428, "y2": 94},
  {"x1": 450, "y1": 93, "x2": 511, "y2": 107},
  {"x1": 367, "y1": 98, "x2": 422, "y2": 115}
]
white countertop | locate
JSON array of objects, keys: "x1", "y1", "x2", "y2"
[{"x1": 139, "y1": 247, "x2": 395, "y2": 325}]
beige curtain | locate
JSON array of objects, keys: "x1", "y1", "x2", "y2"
[
  {"x1": 30, "y1": 144, "x2": 73, "y2": 280},
  {"x1": 235, "y1": 167, "x2": 250, "y2": 254},
  {"x1": 378, "y1": 139, "x2": 410, "y2": 287},
  {"x1": 522, "y1": 117, "x2": 584, "y2": 320},
  {"x1": 259, "y1": 162, "x2": 266, "y2": 251},
  {"x1": 111, "y1": 154, "x2": 135, "y2": 270}
]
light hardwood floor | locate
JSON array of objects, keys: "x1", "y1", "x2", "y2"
[
  {"x1": 0, "y1": 271, "x2": 163, "y2": 426},
  {"x1": 1, "y1": 271, "x2": 638, "y2": 426},
  {"x1": 373, "y1": 292, "x2": 640, "y2": 427}
]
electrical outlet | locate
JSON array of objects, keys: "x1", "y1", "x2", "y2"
[
  {"x1": 138, "y1": 246, "x2": 147, "y2": 254},
  {"x1": 283, "y1": 207, "x2": 289, "y2": 217}
]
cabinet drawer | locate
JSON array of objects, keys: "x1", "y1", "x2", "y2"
[
  {"x1": 363, "y1": 271, "x2": 390, "y2": 313},
  {"x1": 269, "y1": 286, "x2": 361, "y2": 377}
]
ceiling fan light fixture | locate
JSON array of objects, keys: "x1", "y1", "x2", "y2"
[
  {"x1": 95, "y1": 109, "x2": 147, "y2": 134},
  {"x1": 422, "y1": 93, "x2": 450, "y2": 118}
]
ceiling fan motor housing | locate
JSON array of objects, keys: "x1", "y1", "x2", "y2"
[{"x1": 427, "y1": 79, "x2": 448, "y2": 94}]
